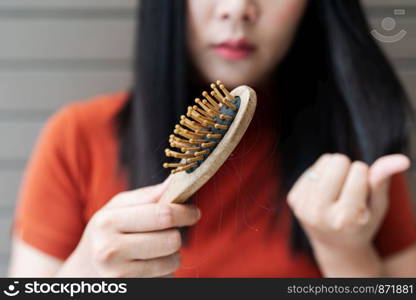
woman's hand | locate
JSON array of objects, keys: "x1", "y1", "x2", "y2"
[
  {"x1": 56, "y1": 178, "x2": 201, "y2": 277},
  {"x1": 287, "y1": 153, "x2": 410, "y2": 276}
]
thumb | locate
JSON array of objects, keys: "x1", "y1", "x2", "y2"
[
  {"x1": 108, "y1": 175, "x2": 172, "y2": 207},
  {"x1": 369, "y1": 154, "x2": 411, "y2": 197},
  {"x1": 135, "y1": 175, "x2": 173, "y2": 204}
]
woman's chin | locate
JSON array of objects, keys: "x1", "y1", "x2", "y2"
[{"x1": 203, "y1": 73, "x2": 260, "y2": 89}]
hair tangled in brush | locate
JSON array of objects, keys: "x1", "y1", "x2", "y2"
[{"x1": 163, "y1": 81, "x2": 239, "y2": 174}]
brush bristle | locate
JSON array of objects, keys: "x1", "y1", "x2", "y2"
[{"x1": 163, "y1": 80, "x2": 240, "y2": 174}]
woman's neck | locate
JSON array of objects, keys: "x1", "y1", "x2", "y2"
[
  {"x1": 252, "y1": 76, "x2": 277, "y2": 100},
  {"x1": 189, "y1": 71, "x2": 278, "y2": 115}
]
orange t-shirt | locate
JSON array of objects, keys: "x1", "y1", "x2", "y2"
[{"x1": 12, "y1": 92, "x2": 416, "y2": 277}]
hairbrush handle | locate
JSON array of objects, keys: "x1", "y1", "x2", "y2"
[{"x1": 159, "y1": 85, "x2": 257, "y2": 204}]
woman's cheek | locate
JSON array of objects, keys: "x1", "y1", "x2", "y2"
[
  {"x1": 261, "y1": 0, "x2": 307, "y2": 23},
  {"x1": 256, "y1": 5, "x2": 307, "y2": 69},
  {"x1": 253, "y1": 30, "x2": 292, "y2": 76},
  {"x1": 260, "y1": 0, "x2": 307, "y2": 41}
]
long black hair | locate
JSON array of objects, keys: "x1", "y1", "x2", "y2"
[{"x1": 116, "y1": 0, "x2": 414, "y2": 253}]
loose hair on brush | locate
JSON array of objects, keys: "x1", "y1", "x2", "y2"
[{"x1": 116, "y1": 0, "x2": 414, "y2": 254}]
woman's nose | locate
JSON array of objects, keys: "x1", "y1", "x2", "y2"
[{"x1": 216, "y1": 0, "x2": 258, "y2": 24}]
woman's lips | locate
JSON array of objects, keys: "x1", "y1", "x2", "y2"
[{"x1": 212, "y1": 39, "x2": 256, "y2": 61}]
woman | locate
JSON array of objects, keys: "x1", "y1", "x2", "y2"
[{"x1": 8, "y1": 0, "x2": 416, "y2": 277}]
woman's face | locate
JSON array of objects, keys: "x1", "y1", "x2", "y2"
[{"x1": 187, "y1": 0, "x2": 307, "y2": 88}]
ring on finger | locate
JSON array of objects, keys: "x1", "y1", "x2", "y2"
[{"x1": 305, "y1": 170, "x2": 319, "y2": 181}]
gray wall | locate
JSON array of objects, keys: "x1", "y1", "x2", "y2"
[
  {"x1": 0, "y1": 0, "x2": 415, "y2": 276},
  {"x1": 0, "y1": 0, "x2": 136, "y2": 276}
]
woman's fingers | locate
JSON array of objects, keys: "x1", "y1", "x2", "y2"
[
  {"x1": 334, "y1": 161, "x2": 370, "y2": 226},
  {"x1": 287, "y1": 153, "x2": 331, "y2": 210},
  {"x1": 107, "y1": 252, "x2": 181, "y2": 278},
  {"x1": 368, "y1": 154, "x2": 411, "y2": 220},
  {"x1": 285, "y1": 153, "x2": 411, "y2": 254},
  {"x1": 105, "y1": 203, "x2": 201, "y2": 233},
  {"x1": 316, "y1": 154, "x2": 351, "y2": 205},
  {"x1": 369, "y1": 154, "x2": 410, "y2": 195},
  {"x1": 106, "y1": 176, "x2": 172, "y2": 208},
  {"x1": 288, "y1": 153, "x2": 353, "y2": 215},
  {"x1": 119, "y1": 229, "x2": 182, "y2": 260},
  {"x1": 133, "y1": 252, "x2": 181, "y2": 278}
]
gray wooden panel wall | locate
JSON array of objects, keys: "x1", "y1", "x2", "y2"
[
  {"x1": 0, "y1": 0, "x2": 136, "y2": 276},
  {"x1": 364, "y1": 0, "x2": 416, "y2": 205},
  {"x1": 0, "y1": 0, "x2": 415, "y2": 276}
]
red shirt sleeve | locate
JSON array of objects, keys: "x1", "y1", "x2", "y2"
[
  {"x1": 374, "y1": 172, "x2": 416, "y2": 258},
  {"x1": 11, "y1": 104, "x2": 87, "y2": 261}
]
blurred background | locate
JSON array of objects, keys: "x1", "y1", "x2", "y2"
[{"x1": 0, "y1": 0, "x2": 415, "y2": 276}]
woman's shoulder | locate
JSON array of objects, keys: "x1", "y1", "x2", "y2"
[
  {"x1": 44, "y1": 91, "x2": 129, "y2": 139},
  {"x1": 61, "y1": 91, "x2": 129, "y2": 127},
  {"x1": 34, "y1": 91, "x2": 129, "y2": 163}
]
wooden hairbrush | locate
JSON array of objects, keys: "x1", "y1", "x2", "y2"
[{"x1": 160, "y1": 80, "x2": 257, "y2": 204}]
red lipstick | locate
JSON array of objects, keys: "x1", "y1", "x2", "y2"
[{"x1": 213, "y1": 38, "x2": 256, "y2": 61}]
